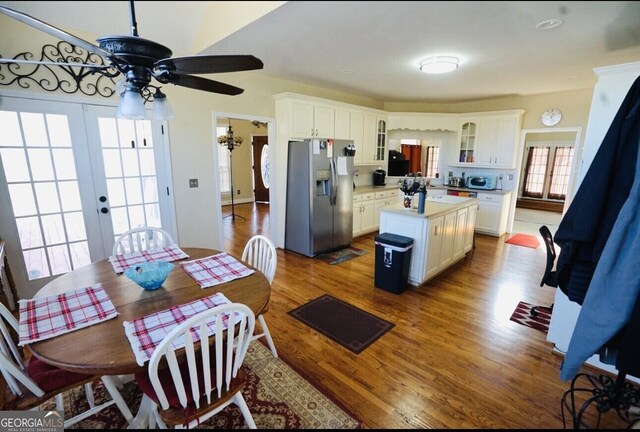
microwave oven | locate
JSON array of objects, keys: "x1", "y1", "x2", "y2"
[{"x1": 465, "y1": 175, "x2": 498, "y2": 190}]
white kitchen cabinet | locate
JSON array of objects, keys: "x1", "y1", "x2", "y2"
[
  {"x1": 353, "y1": 192, "x2": 376, "y2": 236},
  {"x1": 362, "y1": 113, "x2": 377, "y2": 165},
  {"x1": 379, "y1": 196, "x2": 478, "y2": 286},
  {"x1": 349, "y1": 111, "x2": 364, "y2": 165},
  {"x1": 454, "y1": 119, "x2": 478, "y2": 165},
  {"x1": 334, "y1": 108, "x2": 351, "y2": 140},
  {"x1": 373, "y1": 189, "x2": 398, "y2": 227},
  {"x1": 464, "y1": 204, "x2": 477, "y2": 252},
  {"x1": 474, "y1": 114, "x2": 522, "y2": 168},
  {"x1": 375, "y1": 118, "x2": 387, "y2": 162},
  {"x1": 452, "y1": 206, "x2": 469, "y2": 260},
  {"x1": 475, "y1": 192, "x2": 511, "y2": 236},
  {"x1": 290, "y1": 101, "x2": 335, "y2": 138}
]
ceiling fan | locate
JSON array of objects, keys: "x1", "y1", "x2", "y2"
[{"x1": 0, "y1": 1, "x2": 264, "y2": 119}]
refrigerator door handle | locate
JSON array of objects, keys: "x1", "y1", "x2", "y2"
[{"x1": 329, "y1": 158, "x2": 338, "y2": 206}]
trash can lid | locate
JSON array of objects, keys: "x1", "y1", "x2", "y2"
[{"x1": 375, "y1": 232, "x2": 414, "y2": 248}]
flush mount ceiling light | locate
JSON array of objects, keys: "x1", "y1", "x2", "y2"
[
  {"x1": 536, "y1": 19, "x2": 563, "y2": 30},
  {"x1": 419, "y1": 56, "x2": 459, "y2": 74}
]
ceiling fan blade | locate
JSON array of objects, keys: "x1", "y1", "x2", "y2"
[
  {"x1": 0, "y1": 5, "x2": 114, "y2": 60},
  {"x1": 170, "y1": 74, "x2": 244, "y2": 96},
  {"x1": 156, "y1": 55, "x2": 263, "y2": 75},
  {"x1": 0, "y1": 58, "x2": 111, "y2": 70}
]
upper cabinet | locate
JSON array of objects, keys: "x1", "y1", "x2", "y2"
[
  {"x1": 334, "y1": 108, "x2": 351, "y2": 140},
  {"x1": 450, "y1": 110, "x2": 524, "y2": 169},
  {"x1": 375, "y1": 118, "x2": 387, "y2": 162},
  {"x1": 456, "y1": 119, "x2": 478, "y2": 165},
  {"x1": 290, "y1": 101, "x2": 335, "y2": 138}
]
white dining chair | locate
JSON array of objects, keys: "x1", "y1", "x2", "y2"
[
  {"x1": 0, "y1": 302, "x2": 133, "y2": 427},
  {"x1": 241, "y1": 235, "x2": 278, "y2": 357},
  {"x1": 112, "y1": 226, "x2": 175, "y2": 256},
  {"x1": 131, "y1": 303, "x2": 257, "y2": 429}
]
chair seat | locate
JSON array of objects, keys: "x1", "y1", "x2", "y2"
[
  {"x1": 135, "y1": 363, "x2": 248, "y2": 426},
  {"x1": 27, "y1": 357, "x2": 94, "y2": 392}
]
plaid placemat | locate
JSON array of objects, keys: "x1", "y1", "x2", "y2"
[
  {"x1": 109, "y1": 244, "x2": 189, "y2": 273},
  {"x1": 18, "y1": 285, "x2": 118, "y2": 346},
  {"x1": 181, "y1": 253, "x2": 255, "y2": 289},
  {"x1": 123, "y1": 292, "x2": 241, "y2": 366}
]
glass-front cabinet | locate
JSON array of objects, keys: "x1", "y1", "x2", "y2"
[
  {"x1": 458, "y1": 120, "x2": 477, "y2": 164},
  {"x1": 375, "y1": 119, "x2": 386, "y2": 162}
]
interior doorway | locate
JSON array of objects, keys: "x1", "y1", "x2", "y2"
[
  {"x1": 211, "y1": 112, "x2": 275, "y2": 248},
  {"x1": 507, "y1": 127, "x2": 583, "y2": 234}
]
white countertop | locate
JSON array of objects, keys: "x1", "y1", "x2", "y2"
[
  {"x1": 355, "y1": 183, "x2": 511, "y2": 195},
  {"x1": 381, "y1": 196, "x2": 478, "y2": 219}
]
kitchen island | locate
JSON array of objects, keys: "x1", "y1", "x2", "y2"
[{"x1": 379, "y1": 195, "x2": 478, "y2": 286}]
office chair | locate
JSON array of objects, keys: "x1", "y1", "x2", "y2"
[{"x1": 531, "y1": 225, "x2": 558, "y2": 318}]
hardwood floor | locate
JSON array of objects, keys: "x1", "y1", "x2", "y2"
[{"x1": 221, "y1": 202, "x2": 629, "y2": 429}]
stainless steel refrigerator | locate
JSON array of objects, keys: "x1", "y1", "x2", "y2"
[{"x1": 285, "y1": 139, "x2": 355, "y2": 257}]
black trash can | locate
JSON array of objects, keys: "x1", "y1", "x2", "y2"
[{"x1": 374, "y1": 233, "x2": 414, "y2": 294}]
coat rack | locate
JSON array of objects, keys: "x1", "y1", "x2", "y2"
[{"x1": 219, "y1": 122, "x2": 245, "y2": 221}]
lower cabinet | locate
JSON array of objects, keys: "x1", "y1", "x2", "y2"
[
  {"x1": 475, "y1": 192, "x2": 511, "y2": 236},
  {"x1": 379, "y1": 199, "x2": 477, "y2": 286},
  {"x1": 353, "y1": 192, "x2": 375, "y2": 236}
]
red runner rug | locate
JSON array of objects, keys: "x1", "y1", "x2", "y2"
[{"x1": 505, "y1": 233, "x2": 540, "y2": 249}]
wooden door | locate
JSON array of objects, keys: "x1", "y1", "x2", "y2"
[{"x1": 252, "y1": 135, "x2": 270, "y2": 203}]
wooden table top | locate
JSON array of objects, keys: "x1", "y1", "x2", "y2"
[{"x1": 28, "y1": 248, "x2": 271, "y2": 375}]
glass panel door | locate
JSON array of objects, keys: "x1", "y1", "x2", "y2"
[{"x1": 521, "y1": 144, "x2": 574, "y2": 201}]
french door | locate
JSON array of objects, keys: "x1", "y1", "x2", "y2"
[
  {"x1": 0, "y1": 96, "x2": 175, "y2": 297},
  {"x1": 521, "y1": 142, "x2": 574, "y2": 201}
]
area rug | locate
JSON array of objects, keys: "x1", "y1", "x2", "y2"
[
  {"x1": 505, "y1": 233, "x2": 540, "y2": 249},
  {"x1": 315, "y1": 246, "x2": 368, "y2": 265},
  {"x1": 288, "y1": 294, "x2": 394, "y2": 354},
  {"x1": 509, "y1": 301, "x2": 551, "y2": 333},
  {"x1": 40, "y1": 342, "x2": 363, "y2": 429}
]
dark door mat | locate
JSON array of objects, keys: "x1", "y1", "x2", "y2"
[
  {"x1": 315, "y1": 247, "x2": 368, "y2": 265},
  {"x1": 288, "y1": 294, "x2": 394, "y2": 354}
]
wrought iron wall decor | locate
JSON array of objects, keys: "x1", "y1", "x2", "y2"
[{"x1": 0, "y1": 41, "x2": 118, "y2": 97}]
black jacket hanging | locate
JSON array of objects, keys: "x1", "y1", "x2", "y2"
[{"x1": 554, "y1": 74, "x2": 640, "y2": 305}]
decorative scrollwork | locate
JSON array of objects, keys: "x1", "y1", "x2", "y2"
[{"x1": 0, "y1": 41, "x2": 119, "y2": 97}]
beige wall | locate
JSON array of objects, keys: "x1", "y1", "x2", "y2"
[{"x1": 0, "y1": 14, "x2": 598, "y2": 252}]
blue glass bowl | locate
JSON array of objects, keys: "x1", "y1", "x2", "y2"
[{"x1": 124, "y1": 261, "x2": 175, "y2": 290}]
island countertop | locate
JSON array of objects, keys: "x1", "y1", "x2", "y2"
[{"x1": 381, "y1": 195, "x2": 478, "y2": 219}]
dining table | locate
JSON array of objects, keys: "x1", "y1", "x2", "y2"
[{"x1": 26, "y1": 247, "x2": 271, "y2": 376}]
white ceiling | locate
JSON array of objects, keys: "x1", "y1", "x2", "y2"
[{"x1": 3, "y1": 1, "x2": 640, "y2": 103}]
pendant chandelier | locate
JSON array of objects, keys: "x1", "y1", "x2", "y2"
[{"x1": 218, "y1": 121, "x2": 244, "y2": 151}]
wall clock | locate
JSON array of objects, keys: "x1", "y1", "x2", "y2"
[{"x1": 541, "y1": 108, "x2": 562, "y2": 126}]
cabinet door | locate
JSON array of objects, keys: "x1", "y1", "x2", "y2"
[
  {"x1": 439, "y1": 211, "x2": 457, "y2": 268},
  {"x1": 352, "y1": 203, "x2": 361, "y2": 235},
  {"x1": 464, "y1": 204, "x2": 477, "y2": 252},
  {"x1": 492, "y1": 116, "x2": 518, "y2": 168},
  {"x1": 374, "y1": 198, "x2": 387, "y2": 227},
  {"x1": 425, "y1": 216, "x2": 444, "y2": 280},
  {"x1": 314, "y1": 105, "x2": 335, "y2": 138},
  {"x1": 375, "y1": 118, "x2": 387, "y2": 162},
  {"x1": 360, "y1": 200, "x2": 375, "y2": 232},
  {"x1": 362, "y1": 114, "x2": 377, "y2": 165},
  {"x1": 475, "y1": 117, "x2": 496, "y2": 166},
  {"x1": 452, "y1": 207, "x2": 468, "y2": 260},
  {"x1": 334, "y1": 109, "x2": 350, "y2": 140},
  {"x1": 290, "y1": 101, "x2": 314, "y2": 138},
  {"x1": 350, "y1": 111, "x2": 364, "y2": 165},
  {"x1": 456, "y1": 120, "x2": 477, "y2": 165},
  {"x1": 475, "y1": 198, "x2": 501, "y2": 233}
]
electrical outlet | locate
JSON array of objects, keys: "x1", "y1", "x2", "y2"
[
  {"x1": 237, "y1": 189, "x2": 241, "y2": 195},
  {"x1": 499, "y1": 174, "x2": 503, "y2": 180},
  {"x1": 506, "y1": 174, "x2": 514, "y2": 181},
  {"x1": 189, "y1": 179, "x2": 198, "y2": 188}
]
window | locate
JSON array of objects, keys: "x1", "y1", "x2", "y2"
[{"x1": 217, "y1": 126, "x2": 230, "y2": 193}]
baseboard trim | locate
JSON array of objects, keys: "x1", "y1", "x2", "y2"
[{"x1": 516, "y1": 199, "x2": 563, "y2": 213}]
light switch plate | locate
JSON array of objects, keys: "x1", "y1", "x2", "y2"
[{"x1": 189, "y1": 179, "x2": 198, "y2": 188}]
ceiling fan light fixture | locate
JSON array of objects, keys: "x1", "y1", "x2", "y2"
[
  {"x1": 420, "y1": 56, "x2": 459, "y2": 74},
  {"x1": 152, "y1": 89, "x2": 175, "y2": 120},
  {"x1": 116, "y1": 86, "x2": 146, "y2": 120}
]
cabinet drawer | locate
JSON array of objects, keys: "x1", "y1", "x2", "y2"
[
  {"x1": 362, "y1": 192, "x2": 375, "y2": 201},
  {"x1": 477, "y1": 193, "x2": 503, "y2": 203},
  {"x1": 386, "y1": 190, "x2": 399, "y2": 197},
  {"x1": 375, "y1": 190, "x2": 388, "y2": 199},
  {"x1": 353, "y1": 194, "x2": 362, "y2": 203}
]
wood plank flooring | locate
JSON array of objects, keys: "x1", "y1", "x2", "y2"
[{"x1": 222, "y1": 203, "x2": 629, "y2": 429}]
